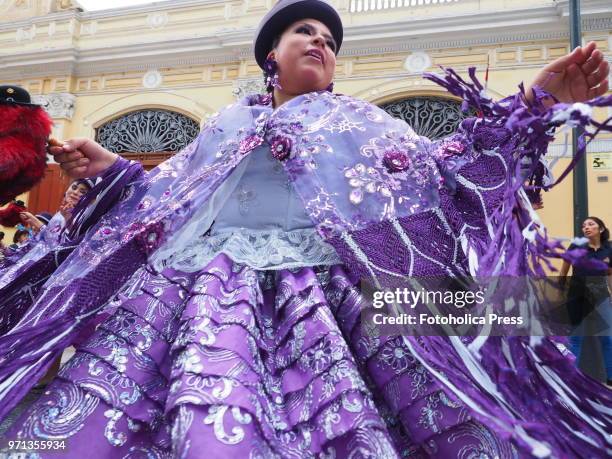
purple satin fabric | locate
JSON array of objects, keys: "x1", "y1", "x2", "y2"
[{"x1": 4, "y1": 255, "x2": 517, "y2": 457}]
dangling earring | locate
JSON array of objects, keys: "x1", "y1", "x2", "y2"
[
  {"x1": 326, "y1": 82, "x2": 334, "y2": 93},
  {"x1": 264, "y1": 58, "x2": 281, "y2": 93}
]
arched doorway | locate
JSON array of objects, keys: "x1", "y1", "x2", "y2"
[
  {"x1": 379, "y1": 96, "x2": 469, "y2": 140},
  {"x1": 96, "y1": 109, "x2": 200, "y2": 170},
  {"x1": 25, "y1": 109, "x2": 200, "y2": 216}
]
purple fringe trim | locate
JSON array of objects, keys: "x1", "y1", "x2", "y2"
[
  {"x1": 325, "y1": 68, "x2": 612, "y2": 457},
  {"x1": 425, "y1": 67, "x2": 612, "y2": 277}
]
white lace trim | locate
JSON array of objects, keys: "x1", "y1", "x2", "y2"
[{"x1": 161, "y1": 228, "x2": 342, "y2": 271}]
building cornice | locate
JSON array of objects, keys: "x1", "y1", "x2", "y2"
[
  {"x1": 0, "y1": 48, "x2": 78, "y2": 80},
  {"x1": 0, "y1": 0, "x2": 222, "y2": 29},
  {"x1": 76, "y1": 0, "x2": 227, "y2": 20},
  {"x1": 0, "y1": 1, "x2": 610, "y2": 80},
  {"x1": 0, "y1": 10, "x2": 78, "y2": 31}
]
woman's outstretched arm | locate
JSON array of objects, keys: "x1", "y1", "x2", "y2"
[
  {"x1": 48, "y1": 137, "x2": 118, "y2": 179},
  {"x1": 525, "y1": 41, "x2": 609, "y2": 105}
]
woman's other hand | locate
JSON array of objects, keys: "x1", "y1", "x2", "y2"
[
  {"x1": 58, "y1": 201, "x2": 75, "y2": 220},
  {"x1": 526, "y1": 41, "x2": 609, "y2": 105},
  {"x1": 48, "y1": 138, "x2": 118, "y2": 179},
  {"x1": 19, "y1": 212, "x2": 43, "y2": 232}
]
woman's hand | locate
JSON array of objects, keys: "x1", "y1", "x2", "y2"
[
  {"x1": 526, "y1": 41, "x2": 609, "y2": 105},
  {"x1": 48, "y1": 138, "x2": 118, "y2": 179},
  {"x1": 57, "y1": 191, "x2": 83, "y2": 220},
  {"x1": 19, "y1": 212, "x2": 43, "y2": 232},
  {"x1": 59, "y1": 200, "x2": 75, "y2": 220}
]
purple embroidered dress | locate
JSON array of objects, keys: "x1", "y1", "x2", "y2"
[{"x1": 0, "y1": 71, "x2": 611, "y2": 458}]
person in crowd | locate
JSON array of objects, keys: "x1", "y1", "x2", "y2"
[
  {"x1": 0, "y1": 178, "x2": 93, "y2": 266},
  {"x1": 0, "y1": 178, "x2": 95, "y2": 335},
  {"x1": 9, "y1": 226, "x2": 30, "y2": 249},
  {"x1": 561, "y1": 216, "x2": 612, "y2": 387},
  {"x1": 18, "y1": 179, "x2": 93, "y2": 242}
]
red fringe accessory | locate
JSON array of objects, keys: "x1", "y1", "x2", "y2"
[
  {"x1": 0, "y1": 104, "x2": 52, "y2": 205},
  {"x1": 0, "y1": 200, "x2": 27, "y2": 227}
]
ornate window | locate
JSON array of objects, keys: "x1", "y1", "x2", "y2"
[
  {"x1": 380, "y1": 97, "x2": 469, "y2": 140},
  {"x1": 96, "y1": 109, "x2": 200, "y2": 154}
]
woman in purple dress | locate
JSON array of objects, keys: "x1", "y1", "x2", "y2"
[{"x1": 0, "y1": 1, "x2": 611, "y2": 457}]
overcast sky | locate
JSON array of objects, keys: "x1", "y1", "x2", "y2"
[{"x1": 78, "y1": 0, "x2": 158, "y2": 11}]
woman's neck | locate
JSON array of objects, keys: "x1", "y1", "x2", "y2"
[
  {"x1": 588, "y1": 235, "x2": 601, "y2": 249},
  {"x1": 272, "y1": 89, "x2": 296, "y2": 108}
]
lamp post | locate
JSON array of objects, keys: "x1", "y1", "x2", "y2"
[
  {"x1": 568, "y1": 0, "x2": 606, "y2": 383},
  {"x1": 569, "y1": 0, "x2": 589, "y2": 235}
]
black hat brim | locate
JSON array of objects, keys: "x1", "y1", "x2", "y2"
[
  {"x1": 254, "y1": 0, "x2": 343, "y2": 69},
  {"x1": 0, "y1": 100, "x2": 40, "y2": 107}
]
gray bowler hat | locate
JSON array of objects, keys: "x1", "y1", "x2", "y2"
[{"x1": 254, "y1": 0, "x2": 343, "y2": 69}]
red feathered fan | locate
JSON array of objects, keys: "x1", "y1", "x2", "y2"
[
  {"x1": 0, "y1": 85, "x2": 52, "y2": 206},
  {"x1": 0, "y1": 200, "x2": 26, "y2": 227}
]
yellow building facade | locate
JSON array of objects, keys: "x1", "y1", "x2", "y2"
[{"x1": 0, "y1": 0, "x2": 611, "y2": 251}]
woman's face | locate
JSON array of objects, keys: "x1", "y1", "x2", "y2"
[
  {"x1": 65, "y1": 181, "x2": 90, "y2": 204},
  {"x1": 269, "y1": 19, "x2": 337, "y2": 95},
  {"x1": 582, "y1": 219, "x2": 602, "y2": 238},
  {"x1": 18, "y1": 233, "x2": 29, "y2": 244}
]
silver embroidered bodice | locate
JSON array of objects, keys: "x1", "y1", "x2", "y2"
[{"x1": 155, "y1": 146, "x2": 341, "y2": 271}]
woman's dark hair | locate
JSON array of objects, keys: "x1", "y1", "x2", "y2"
[
  {"x1": 13, "y1": 229, "x2": 29, "y2": 244},
  {"x1": 73, "y1": 178, "x2": 94, "y2": 190},
  {"x1": 0, "y1": 231, "x2": 4, "y2": 240},
  {"x1": 584, "y1": 216, "x2": 609, "y2": 244}
]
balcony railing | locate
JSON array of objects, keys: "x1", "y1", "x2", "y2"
[{"x1": 349, "y1": 0, "x2": 460, "y2": 13}]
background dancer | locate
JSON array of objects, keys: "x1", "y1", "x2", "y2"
[{"x1": 561, "y1": 216, "x2": 612, "y2": 386}]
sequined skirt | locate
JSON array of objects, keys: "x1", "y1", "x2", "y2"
[{"x1": 3, "y1": 253, "x2": 516, "y2": 458}]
